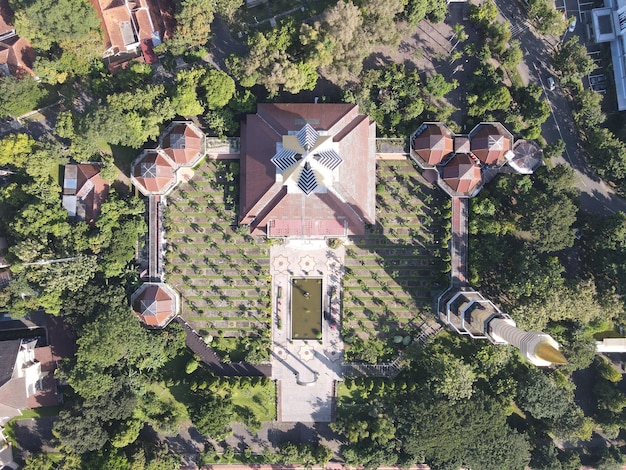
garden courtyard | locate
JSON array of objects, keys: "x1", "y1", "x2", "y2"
[{"x1": 164, "y1": 157, "x2": 445, "y2": 421}]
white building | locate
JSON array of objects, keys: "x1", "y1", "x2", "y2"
[{"x1": 591, "y1": 0, "x2": 626, "y2": 110}]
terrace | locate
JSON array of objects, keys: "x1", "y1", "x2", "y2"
[
  {"x1": 342, "y1": 160, "x2": 448, "y2": 363},
  {"x1": 165, "y1": 160, "x2": 272, "y2": 362}
]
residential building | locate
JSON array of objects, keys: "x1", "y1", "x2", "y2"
[
  {"x1": 90, "y1": 0, "x2": 173, "y2": 65},
  {"x1": 591, "y1": 0, "x2": 626, "y2": 110},
  {"x1": 62, "y1": 164, "x2": 110, "y2": 224},
  {"x1": 239, "y1": 103, "x2": 377, "y2": 238},
  {"x1": 0, "y1": 0, "x2": 34, "y2": 78},
  {"x1": 0, "y1": 313, "x2": 74, "y2": 425}
]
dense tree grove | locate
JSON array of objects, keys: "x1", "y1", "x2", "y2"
[
  {"x1": 9, "y1": 0, "x2": 102, "y2": 82},
  {"x1": 227, "y1": 0, "x2": 451, "y2": 96},
  {"x1": 553, "y1": 37, "x2": 595, "y2": 83},
  {"x1": 526, "y1": 0, "x2": 568, "y2": 36},
  {"x1": 0, "y1": 75, "x2": 47, "y2": 118},
  {"x1": 344, "y1": 63, "x2": 457, "y2": 137},
  {"x1": 334, "y1": 335, "x2": 535, "y2": 470},
  {"x1": 0, "y1": 135, "x2": 147, "y2": 315}
]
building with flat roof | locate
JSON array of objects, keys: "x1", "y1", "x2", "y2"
[
  {"x1": 239, "y1": 103, "x2": 377, "y2": 238},
  {"x1": 591, "y1": 0, "x2": 626, "y2": 110}
]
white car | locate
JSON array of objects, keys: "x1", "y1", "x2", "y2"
[
  {"x1": 569, "y1": 16, "x2": 577, "y2": 32},
  {"x1": 547, "y1": 77, "x2": 556, "y2": 91}
]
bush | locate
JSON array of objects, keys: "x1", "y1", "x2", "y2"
[{"x1": 327, "y1": 238, "x2": 343, "y2": 249}]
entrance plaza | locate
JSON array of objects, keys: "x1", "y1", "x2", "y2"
[{"x1": 270, "y1": 240, "x2": 345, "y2": 422}]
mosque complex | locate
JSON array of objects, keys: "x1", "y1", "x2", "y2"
[{"x1": 126, "y1": 103, "x2": 565, "y2": 423}]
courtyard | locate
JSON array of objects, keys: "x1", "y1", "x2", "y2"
[{"x1": 164, "y1": 155, "x2": 445, "y2": 422}]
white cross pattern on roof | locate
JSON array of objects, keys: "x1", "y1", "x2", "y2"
[
  {"x1": 271, "y1": 124, "x2": 343, "y2": 195},
  {"x1": 141, "y1": 162, "x2": 157, "y2": 178}
]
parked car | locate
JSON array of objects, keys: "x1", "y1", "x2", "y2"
[
  {"x1": 569, "y1": 16, "x2": 577, "y2": 32},
  {"x1": 547, "y1": 76, "x2": 556, "y2": 91}
]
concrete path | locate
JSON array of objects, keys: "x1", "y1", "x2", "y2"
[
  {"x1": 450, "y1": 197, "x2": 468, "y2": 288},
  {"x1": 269, "y1": 241, "x2": 344, "y2": 422}
]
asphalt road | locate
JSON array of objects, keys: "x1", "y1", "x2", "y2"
[{"x1": 494, "y1": 0, "x2": 626, "y2": 216}]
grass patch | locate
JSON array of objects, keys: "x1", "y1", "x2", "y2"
[
  {"x1": 230, "y1": 380, "x2": 276, "y2": 423},
  {"x1": 110, "y1": 144, "x2": 139, "y2": 176},
  {"x1": 505, "y1": 66, "x2": 524, "y2": 88},
  {"x1": 135, "y1": 380, "x2": 190, "y2": 434}
]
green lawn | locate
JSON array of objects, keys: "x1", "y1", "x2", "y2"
[{"x1": 230, "y1": 380, "x2": 276, "y2": 423}]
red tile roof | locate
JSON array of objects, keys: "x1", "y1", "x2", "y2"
[
  {"x1": 140, "y1": 38, "x2": 157, "y2": 63},
  {"x1": 101, "y1": 1, "x2": 137, "y2": 53},
  {"x1": 131, "y1": 282, "x2": 178, "y2": 327},
  {"x1": 62, "y1": 164, "x2": 110, "y2": 224},
  {"x1": 160, "y1": 121, "x2": 206, "y2": 166},
  {"x1": 240, "y1": 104, "x2": 376, "y2": 237},
  {"x1": 0, "y1": 36, "x2": 35, "y2": 77},
  {"x1": 411, "y1": 122, "x2": 454, "y2": 167},
  {"x1": 441, "y1": 153, "x2": 482, "y2": 195},
  {"x1": 0, "y1": 0, "x2": 14, "y2": 38},
  {"x1": 469, "y1": 123, "x2": 513, "y2": 165},
  {"x1": 131, "y1": 149, "x2": 177, "y2": 195},
  {"x1": 91, "y1": 0, "x2": 170, "y2": 58},
  {"x1": 34, "y1": 346, "x2": 54, "y2": 373}
]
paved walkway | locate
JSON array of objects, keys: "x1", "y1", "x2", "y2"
[
  {"x1": 176, "y1": 317, "x2": 272, "y2": 377},
  {"x1": 450, "y1": 197, "x2": 468, "y2": 287},
  {"x1": 269, "y1": 240, "x2": 345, "y2": 422}
]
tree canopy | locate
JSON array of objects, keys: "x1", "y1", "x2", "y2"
[
  {"x1": 9, "y1": 0, "x2": 102, "y2": 81},
  {"x1": 553, "y1": 37, "x2": 595, "y2": 82},
  {"x1": 0, "y1": 75, "x2": 46, "y2": 118}
]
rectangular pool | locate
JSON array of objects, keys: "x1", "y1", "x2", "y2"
[{"x1": 290, "y1": 277, "x2": 323, "y2": 340}]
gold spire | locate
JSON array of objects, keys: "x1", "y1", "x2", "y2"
[{"x1": 534, "y1": 342, "x2": 567, "y2": 365}]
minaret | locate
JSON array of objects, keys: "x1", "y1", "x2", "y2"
[{"x1": 440, "y1": 290, "x2": 566, "y2": 366}]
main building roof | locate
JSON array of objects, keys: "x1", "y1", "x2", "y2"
[{"x1": 239, "y1": 103, "x2": 376, "y2": 237}]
